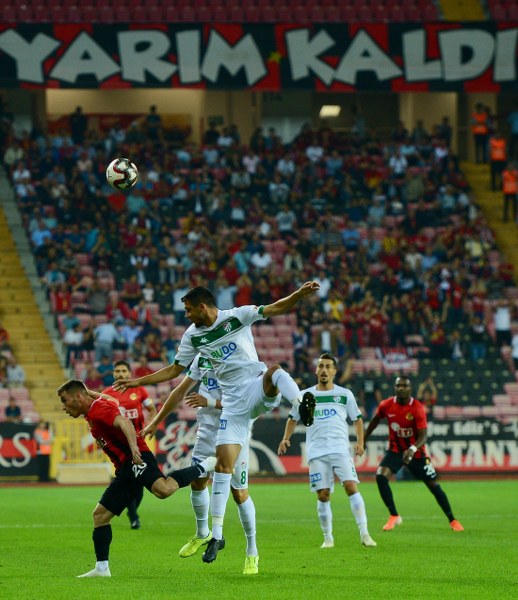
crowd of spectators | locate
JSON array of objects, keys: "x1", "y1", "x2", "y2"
[{"x1": 0, "y1": 98, "x2": 517, "y2": 396}]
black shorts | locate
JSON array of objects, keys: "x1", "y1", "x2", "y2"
[
  {"x1": 99, "y1": 451, "x2": 164, "y2": 516},
  {"x1": 380, "y1": 451, "x2": 438, "y2": 483}
]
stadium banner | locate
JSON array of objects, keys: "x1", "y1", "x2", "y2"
[
  {"x1": 0, "y1": 22, "x2": 517, "y2": 91},
  {"x1": 0, "y1": 422, "x2": 38, "y2": 480},
  {"x1": 155, "y1": 415, "x2": 518, "y2": 475}
]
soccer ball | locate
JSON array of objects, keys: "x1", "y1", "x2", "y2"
[{"x1": 106, "y1": 158, "x2": 139, "y2": 190}]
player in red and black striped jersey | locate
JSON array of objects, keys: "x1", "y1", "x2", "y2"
[
  {"x1": 102, "y1": 360, "x2": 157, "y2": 530},
  {"x1": 364, "y1": 375, "x2": 464, "y2": 532},
  {"x1": 58, "y1": 379, "x2": 216, "y2": 579}
]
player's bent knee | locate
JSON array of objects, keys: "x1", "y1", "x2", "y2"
[
  {"x1": 92, "y1": 504, "x2": 112, "y2": 526},
  {"x1": 344, "y1": 481, "x2": 358, "y2": 495},
  {"x1": 231, "y1": 487, "x2": 249, "y2": 504},
  {"x1": 317, "y1": 489, "x2": 331, "y2": 502},
  {"x1": 152, "y1": 477, "x2": 178, "y2": 499}
]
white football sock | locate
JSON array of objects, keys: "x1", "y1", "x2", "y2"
[
  {"x1": 95, "y1": 560, "x2": 109, "y2": 572},
  {"x1": 191, "y1": 488, "x2": 210, "y2": 539},
  {"x1": 349, "y1": 492, "x2": 369, "y2": 537},
  {"x1": 271, "y1": 368, "x2": 301, "y2": 406},
  {"x1": 317, "y1": 500, "x2": 333, "y2": 539},
  {"x1": 237, "y1": 497, "x2": 258, "y2": 556},
  {"x1": 211, "y1": 472, "x2": 232, "y2": 540}
]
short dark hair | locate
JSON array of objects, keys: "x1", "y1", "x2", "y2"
[
  {"x1": 57, "y1": 379, "x2": 87, "y2": 399},
  {"x1": 395, "y1": 375, "x2": 411, "y2": 384},
  {"x1": 181, "y1": 286, "x2": 216, "y2": 307},
  {"x1": 114, "y1": 360, "x2": 131, "y2": 370},
  {"x1": 319, "y1": 353, "x2": 337, "y2": 367}
]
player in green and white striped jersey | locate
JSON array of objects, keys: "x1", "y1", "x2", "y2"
[{"x1": 278, "y1": 353, "x2": 377, "y2": 549}]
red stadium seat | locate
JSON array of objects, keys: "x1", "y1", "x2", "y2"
[
  {"x1": 213, "y1": 6, "x2": 228, "y2": 21},
  {"x1": 178, "y1": 5, "x2": 196, "y2": 21},
  {"x1": 196, "y1": 6, "x2": 212, "y2": 20},
  {"x1": 132, "y1": 7, "x2": 148, "y2": 21},
  {"x1": 325, "y1": 6, "x2": 341, "y2": 21},
  {"x1": 1, "y1": 6, "x2": 16, "y2": 22},
  {"x1": 275, "y1": 7, "x2": 289, "y2": 21},
  {"x1": 245, "y1": 6, "x2": 260, "y2": 22},
  {"x1": 82, "y1": 6, "x2": 97, "y2": 21},
  {"x1": 98, "y1": 6, "x2": 115, "y2": 23},
  {"x1": 148, "y1": 6, "x2": 163, "y2": 21},
  {"x1": 49, "y1": 5, "x2": 67, "y2": 23},
  {"x1": 17, "y1": 6, "x2": 34, "y2": 23},
  {"x1": 340, "y1": 5, "x2": 356, "y2": 21},
  {"x1": 66, "y1": 6, "x2": 82, "y2": 21},
  {"x1": 229, "y1": 6, "x2": 244, "y2": 21}
]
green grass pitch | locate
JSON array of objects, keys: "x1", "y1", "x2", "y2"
[{"x1": 1, "y1": 480, "x2": 515, "y2": 600}]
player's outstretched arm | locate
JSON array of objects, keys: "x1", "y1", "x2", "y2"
[
  {"x1": 140, "y1": 376, "x2": 196, "y2": 439},
  {"x1": 113, "y1": 414, "x2": 143, "y2": 465},
  {"x1": 262, "y1": 281, "x2": 320, "y2": 318},
  {"x1": 113, "y1": 363, "x2": 184, "y2": 392},
  {"x1": 185, "y1": 392, "x2": 222, "y2": 410},
  {"x1": 85, "y1": 388, "x2": 117, "y2": 402},
  {"x1": 277, "y1": 417, "x2": 297, "y2": 455},
  {"x1": 364, "y1": 413, "x2": 381, "y2": 442}
]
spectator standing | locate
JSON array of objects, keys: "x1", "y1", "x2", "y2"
[
  {"x1": 69, "y1": 107, "x2": 88, "y2": 145},
  {"x1": 493, "y1": 300, "x2": 512, "y2": 347},
  {"x1": 0, "y1": 322, "x2": 11, "y2": 351},
  {"x1": 511, "y1": 331, "x2": 518, "y2": 371},
  {"x1": 489, "y1": 131, "x2": 507, "y2": 191},
  {"x1": 63, "y1": 323, "x2": 84, "y2": 368},
  {"x1": 34, "y1": 420, "x2": 54, "y2": 482},
  {"x1": 471, "y1": 103, "x2": 489, "y2": 164},
  {"x1": 502, "y1": 162, "x2": 518, "y2": 222},
  {"x1": 359, "y1": 373, "x2": 382, "y2": 420},
  {"x1": 506, "y1": 102, "x2": 518, "y2": 160},
  {"x1": 93, "y1": 320, "x2": 122, "y2": 362},
  {"x1": 469, "y1": 315, "x2": 489, "y2": 361},
  {"x1": 417, "y1": 377, "x2": 438, "y2": 413}
]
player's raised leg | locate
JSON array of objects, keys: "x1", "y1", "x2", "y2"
[{"x1": 266, "y1": 365, "x2": 315, "y2": 425}]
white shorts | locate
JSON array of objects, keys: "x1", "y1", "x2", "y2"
[
  {"x1": 308, "y1": 453, "x2": 359, "y2": 493},
  {"x1": 217, "y1": 374, "x2": 281, "y2": 447},
  {"x1": 192, "y1": 423, "x2": 251, "y2": 489}
]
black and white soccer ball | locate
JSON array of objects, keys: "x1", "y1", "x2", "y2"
[{"x1": 106, "y1": 157, "x2": 139, "y2": 191}]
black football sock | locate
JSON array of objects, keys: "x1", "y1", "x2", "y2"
[
  {"x1": 376, "y1": 474, "x2": 398, "y2": 516},
  {"x1": 127, "y1": 499, "x2": 138, "y2": 522},
  {"x1": 92, "y1": 524, "x2": 112, "y2": 561},
  {"x1": 171, "y1": 465, "x2": 206, "y2": 489},
  {"x1": 430, "y1": 484, "x2": 455, "y2": 521},
  {"x1": 127, "y1": 486, "x2": 144, "y2": 521}
]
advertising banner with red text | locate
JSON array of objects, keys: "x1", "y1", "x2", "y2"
[
  {"x1": 155, "y1": 415, "x2": 518, "y2": 476},
  {"x1": 0, "y1": 423, "x2": 38, "y2": 480}
]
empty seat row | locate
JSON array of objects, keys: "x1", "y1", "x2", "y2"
[{"x1": 1, "y1": 3, "x2": 438, "y2": 23}]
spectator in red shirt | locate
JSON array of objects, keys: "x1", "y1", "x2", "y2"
[
  {"x1": 364, "y1": 375, "x2": 463, "y2": 533},
  {"x1": 53, "y1": 282, "x2": 72, "y2": 314},
  {"x1": 0, "y1": 322, "x2": 11, "y2": 351},
  {"x1": 134, "y1": 356, "x2": 154, "y2": 379},
  {"x1": 58, "y1": 379, "x2": 215, "y2": 578}
]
